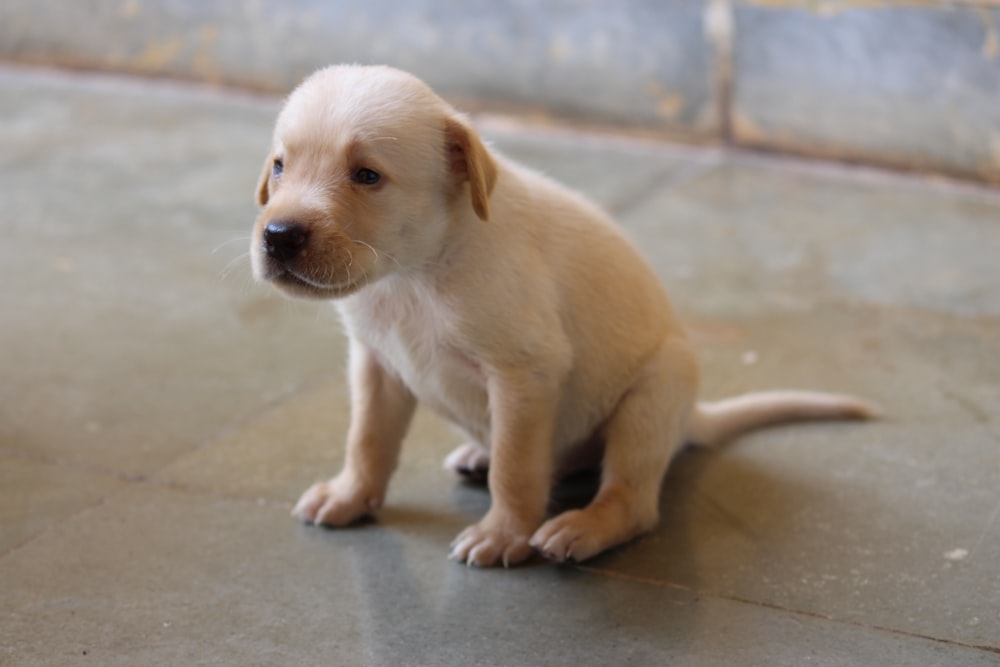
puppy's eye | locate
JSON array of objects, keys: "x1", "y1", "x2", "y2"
[
  {"x1": 352, "y1": 168, "x2": 381, "y2": 186},
  {"x1": 272, "y1": 158, "x2": 283, "y2": 178}
]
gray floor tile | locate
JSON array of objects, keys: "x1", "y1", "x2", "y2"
[
  {"x1": 620, "y1": 157, "x2": 1000, "y2": 318},
  {"x1": 2, "y1": 482, "x2": 996, "y2": 667}
]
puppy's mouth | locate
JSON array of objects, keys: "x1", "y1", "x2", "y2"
[{"x1": 269, "y1": 267, "x2": 359, "y2": 299}]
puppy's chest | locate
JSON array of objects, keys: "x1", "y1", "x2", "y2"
[{"x1": 339, "y1": 289, "x2": 487, "y2": 417}]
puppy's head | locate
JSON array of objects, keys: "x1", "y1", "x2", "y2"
[{"x1": 251, "y1": 65, "x2": 498, "y2": 299}]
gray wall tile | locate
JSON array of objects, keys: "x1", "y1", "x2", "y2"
[{"x1": 732, "y1": 3, "x2": 1000, "y2": 182}]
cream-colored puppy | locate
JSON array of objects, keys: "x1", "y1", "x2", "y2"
[{"x1": 251, "y1": 65, "x2": 872, "y2": 567}]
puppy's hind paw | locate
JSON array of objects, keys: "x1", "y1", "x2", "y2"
[{"x1": 443, "y1": 443, "x2": 490, "y2": 482}]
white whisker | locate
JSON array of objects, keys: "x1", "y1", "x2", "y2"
[
  {"x1": 353, "y1": 239, "x2": 379, "y2": 259},
  {"x1": 219, "y1": 252, "x2": 251, "y2": 281},
  {"x1": 353, "y1": 239, "x2": 402, "y2": 269},
  {"x1": 344, "y1": 249, "x2": 354, "y2": 287},
  {"x1": 212, "y1": 236, "x2": 253, "y2": 255}
]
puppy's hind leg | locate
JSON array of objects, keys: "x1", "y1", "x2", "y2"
[{"x1": 531, "y1": 340, "x2": 697, "y2": 562}]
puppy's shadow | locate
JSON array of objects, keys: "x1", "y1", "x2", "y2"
[
  {"x1": 448, "y1": 448, "x2": 719, "y2": 521},
  {"x1": 448, "y1": 439, "x2": 834, "y2": 585},
  {"x1": 541, "y1": 444, "x2": 846, "y2": 654},
  {"x1": 548, "y1": 469, "x2": 603, "y2": 515},
  {"x1": 583, "y1": 441, "x2": 843, "y2": 589},
  {"x1": 450, "y1": 467, "x2": 602, "y2": 518}
]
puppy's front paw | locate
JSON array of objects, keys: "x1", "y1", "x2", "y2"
[
  {"x1": 449, "y1": 516, "x2": 536, "y2": 568},
  {"x1": 291, "y1": 474, "x2": 382, "y2": 527}
]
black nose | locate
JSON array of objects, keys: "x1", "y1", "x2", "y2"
[{"x1": 263, "y1": 222, "x2": 308, "y2": 262}]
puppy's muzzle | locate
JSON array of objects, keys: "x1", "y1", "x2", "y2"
[{"x1": 263, "y1": 221, "x2": 309, "y2": 262}]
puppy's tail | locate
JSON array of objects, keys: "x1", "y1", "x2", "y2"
[{"x1": 686, "y1": 390, "x2": 877, "y2": 447}]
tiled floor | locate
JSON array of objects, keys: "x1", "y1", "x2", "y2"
[{"x1": 1, "y1": 66, "x2": 998, "y2": 666}]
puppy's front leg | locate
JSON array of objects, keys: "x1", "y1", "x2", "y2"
[
  {"x1": 293, "y1": 338, "x2": 416, "y2": 526},
  {"x1": 450, "y1": 369, "x2": 558, "y2": 567}
]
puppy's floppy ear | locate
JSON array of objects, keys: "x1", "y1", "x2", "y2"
[
  {"x1": 444, "y1": 116, "x2": 498, "y2": 221},
  {"x1": 255, "y1": 153, "x2": 272, "y2": 206}
]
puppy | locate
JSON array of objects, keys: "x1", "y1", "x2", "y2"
[{"x1": 251, "y1": 65, "x2": 872, "y2": 567}]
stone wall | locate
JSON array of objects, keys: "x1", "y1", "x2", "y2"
[{"x1": 1, "y1": 0, "x2": 997, "y2": 183}]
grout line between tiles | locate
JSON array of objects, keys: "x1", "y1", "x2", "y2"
[
  {"x1": 0, "y1": 371, "x2": 335, "y2": 494},
  {"x1": 968, "y1": 495, "x2": 1000, "y2": 564},
  {"x1": 3, "y1": 448, "x2": 998, "y2": 659},
  {"x1": 0, "y1": 375, "x2": 332, "y2": 560},
  {"x1": 0, "y1": 453, "x2": 294, "y2": 560},
  {"x1": 0, "y1": 446, "x2": 145, "y2": 485},
  {"x1": 142, "y1": 372, "x2": 342, "y2": 490},
  {"x1": 0, "y1": 452, "x2": 136, "y2": 560},
  {"x1": 574, "y1": 564, "x2": 1000, "y2": 656},
  {"x1": 607, "y1": 156, "x2": 722, "y2": 218}
]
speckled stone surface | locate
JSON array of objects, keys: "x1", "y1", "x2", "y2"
[{"x1": 1, "y1": 67, "x2": 998, "y2": 665}]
